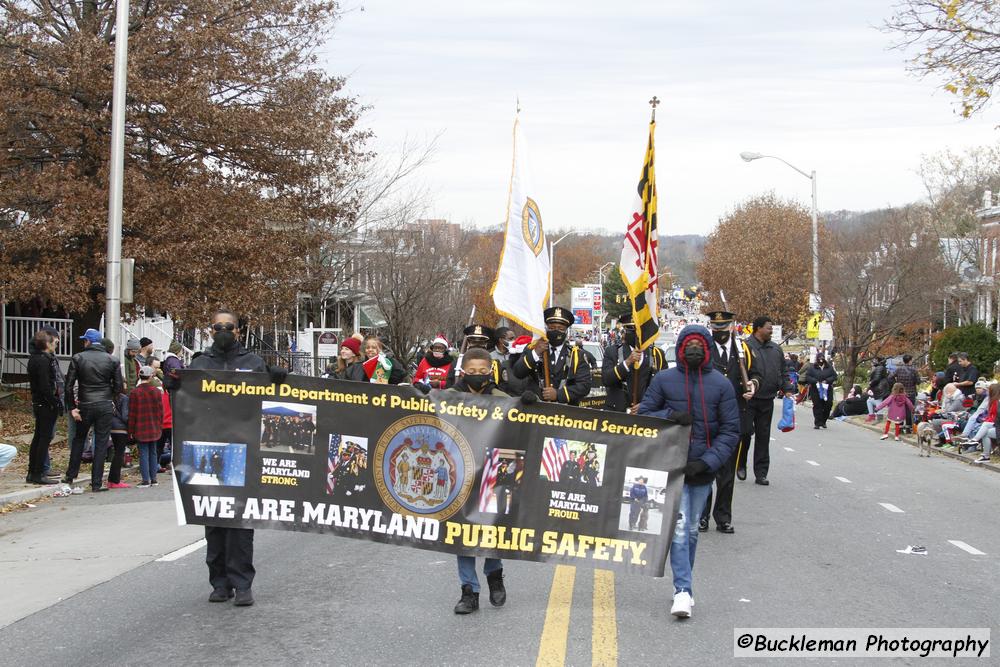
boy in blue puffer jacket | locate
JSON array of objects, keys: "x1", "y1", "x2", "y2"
[{"x1": 638, "y1": 324, "x2": 740, "y2": 620}]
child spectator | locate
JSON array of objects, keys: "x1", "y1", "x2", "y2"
[
  {"x1": 128, "y1": 366, "x2": 164, "y2": 487},
  {"x1": 961, "y1": 383, "x2": 1000, "y2": 462},
  {"x1": 876, "y1": 383, "x2": 914, "y2": 442},
  {"x1": 158, "y1": 388, "x2": 173, "y2": 472}
]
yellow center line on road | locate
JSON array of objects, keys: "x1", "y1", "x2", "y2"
[
  {"x1": 592, "y1": 569, "x2": 618, "y2": 666},
  {"x1": 535, "y1": 564, "x2": 577, "y2": 667}
]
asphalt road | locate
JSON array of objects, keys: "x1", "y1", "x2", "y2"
[{"x1": 1, "y1": 408, "x2": 997, "y2": 666}]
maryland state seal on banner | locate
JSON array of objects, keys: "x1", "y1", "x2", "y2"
[
  {"x1": 373, "y1": 415, "x2": 476, "y2": 521},
  {"x1": 521, "y1": 197, "x2": 544, "y2": 257}
]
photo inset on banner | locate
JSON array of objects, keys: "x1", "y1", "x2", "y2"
[
  {"x1": 260, "y1": 401, "x2": 317, "y2": 454},
  {"x1": 326, "y1": 434, "x2": 368, "y2": 500},
  {"x1": 619, "y1": 467, "x2": 669, "y2": 535},
  {"x1": 539, "y1": 439, "x2": 607, "y2": 487},
  {"x1": 478, "y1": 448, "x2": 526, "y2": 515},
  {"x1": 178, "y1": 441, "x2": 248, "y2": 487}
]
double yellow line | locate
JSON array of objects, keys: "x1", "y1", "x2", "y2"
[{"x1": 536, "y1": 566, "x2": 618, "y2": 667}]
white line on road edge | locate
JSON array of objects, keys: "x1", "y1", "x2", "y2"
[
  {"x1": 879, "y1": 503, "x2": 905, "y2": 514},
  {"x1": 806, "y1": 460, "x2": 820, "y2": 466},
  {"x1": 835, "y1": 476, "x2": 852, "y2": 483},
  {"x1": 156, "y1": 539, "x2": 208, "y2": 562},
  {"x1": 784, "y1": 447, "x2": 795, "y2": 452},
  {"x1": 948, "y1": 540, "x2": 986, "y2": 555}
]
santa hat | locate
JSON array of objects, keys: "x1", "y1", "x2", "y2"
[
  {"x1": 509, "y1": 335, "x2": 533, "y2": 355},
  {"x1": 431, "y1": 335, "x2": 449, "y2": 348}
]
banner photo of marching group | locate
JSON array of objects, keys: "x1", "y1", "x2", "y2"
[{"x1": 171, "y1": 370, "x2": 690, "y2": 577}]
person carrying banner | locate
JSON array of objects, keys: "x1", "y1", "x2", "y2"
[
  {"x1": 188, "y1": 308, "x2": 287, "y2": 608},
  {"x1": 413, "y1": 335, "x2": 453, "y2": 390},
  {"x1": 447, "y1": 347, "x2": 511, "y2": 614},
  {"x1": 699, "y1": 311, "x2": 758, "y2": 535},
  {"x1": 444, "y1": 324, "x2": 501, "y2": 388},
  {"x1": 512, "y1": 307, "x2": 592, "y2": 405},
  {"x1": 637, "y1": 324, "x2": 740, "y2": 619},
  {"x1": 601, "y1": 312, "x2": 667, "y2": 413},
  {"x1": 739, "y1": 316, "x2": 795, "y2": 485}
]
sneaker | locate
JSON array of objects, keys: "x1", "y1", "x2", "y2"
[
  {"x1": 151, "y1": 481, "x2": 159, "y2": 486},
  {"x1": 486, "y1": 569, "x2": 506, "y2": 607},
  {"x1": 879, "y1": 434, "x2": 889, "y2": 440},
  {"x1": 865, "y1": 414, "x2": 876, "y2": 423},
  {"x1": 671, "y1": 591, "x2": 692, "y2": 618},
  {"x1": 137, "y1": 481, "x2": 151, "y2": 488},
  {"x1": 894, "y1": 436, "x2": 900, "y2": 441},
  {"x1": 454, "y1": 584, "x2": 479, "y2": 614},
  {"x1": 108, "y1": 482, "x2": 131, "y2": 489},
  {"x1": 158, "y1": 467, "x2": 168, "y2": 473},
  {"x1": 208, "y1": 587, "x2": 234, "y2": 602},
  {"x1": 233, "y1": 589, "x2": 254, "y2": 607},
  {"x1": 973, "y1": 455, "x2": 990, "y2": 463}
]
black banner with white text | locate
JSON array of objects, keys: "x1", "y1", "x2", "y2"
[{"x1": 171, "y1": 370, "x2": 689, "y2": 576}]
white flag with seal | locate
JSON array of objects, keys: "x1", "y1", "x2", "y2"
[{"x1": 491, "y1": 114, "x2": 550, "y2": 335}]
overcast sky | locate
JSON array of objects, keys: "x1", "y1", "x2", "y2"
[{"x1": 321, "y1": 1, "x2": 1000, "y2": 236}]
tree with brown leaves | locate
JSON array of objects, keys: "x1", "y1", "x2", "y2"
[
  {"x1": 0, "y1": 1, "x2": 369, "y2": 325},
  {"x1": 698, "y1": 193, "x2": 815, "y2": 327}
]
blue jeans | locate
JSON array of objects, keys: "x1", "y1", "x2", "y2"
[
  {"x1": 670, "y1": 482, "x2": 714, "y2": 596},
  {"x1": 0, "y1": 443, "x2": 17, "y2": 469},
  {"x1": 456, "y1": 556, "x2": 502, "y2": 593},
  {"x1": 137, "y1": 441, "x2": 158, "y2": 483}
]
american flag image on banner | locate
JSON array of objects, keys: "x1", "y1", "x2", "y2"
[
  {"x1": 541, "y1": 438, "x2": 570, "y2": 482},
  {"x1": 327, "y1": 434, "x2": 341, "y2": 495},
  {"x1": 478, "y1": 448, "x2": 500, "y2": 512}
]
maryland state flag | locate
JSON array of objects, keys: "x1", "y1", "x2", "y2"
[{"x1": 619, "y1": 120, "x2": 660, "y2": 349}]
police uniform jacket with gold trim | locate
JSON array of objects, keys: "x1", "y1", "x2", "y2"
[
  {"x1": 512, "y1": 342, "x2": 592, "y2": 405},
  {"x1": 601, "y1": 343, "x2": 667, "y2": 412}
]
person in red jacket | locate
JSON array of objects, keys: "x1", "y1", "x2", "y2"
[
  {"x1": 413, "y1": 335, "x2": 452, "y2": 389},
  {"x1": 128, "y1": 366, "x2": 164, "y2": 487},
  {"x1": 158, "y1": 387, "x2": 173, "y2": 472}
]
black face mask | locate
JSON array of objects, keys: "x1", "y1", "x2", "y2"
[
  {"x1": 465, "y1": 374, "x2": 491, "y2": 392},
  {"x1": 624, "y1": 330, "x2": 638, "y2": 347},
  {"x1": 546, "y1": 330, "x2": 566, "y2": 346},
  {"x1": 683, "y1": 345, "x2": 705, "y2": 368},
  {"x1": 712, "y1": 330, "x2": 730, "y2": 345},
  {"x1": 213, "y1": 330, "x2": 236, "y2": 352}
]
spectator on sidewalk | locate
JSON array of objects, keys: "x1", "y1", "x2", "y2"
[
  {"x1": 887, "y1": 354, "x2": 919, "y2": 430},
  {"x1": 27, "y1": 329, "x2": 61, "y2": 485},
  {"x1": 158, "y1": 387, "x2": 173, "y2": 471},
  {"x1": 107, "y1": 389, "x2": 131, "y2": 489},
  {"x1": 128, "y1": 366, "x2": 164, "y2": 488},
  {"x1": 123, "y1": 338, "x2": 141, "y2": 389},
  {"x1": 955, "y1": 353, "x2": 979, "y2": 398},
  {"x1": 137, "y1": 337, "x2": 154, "y2": 366},
  {"x1": 162, "y1": 341, "x2": 185, "y2": 393},
  {"x1": 63, "y1": 329, "x2": 123, "y2": 491}
]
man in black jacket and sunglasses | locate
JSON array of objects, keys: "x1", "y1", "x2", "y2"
[{"x1": 188, "y1": 308, "x2": 287, "y2": 608}]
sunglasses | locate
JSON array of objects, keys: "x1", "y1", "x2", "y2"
[{"x1": 211, "y1": 323, "x2": 236, "y2": 332}]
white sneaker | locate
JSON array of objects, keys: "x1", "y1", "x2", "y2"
[
  {"x1": 671, "y1": 591, "x2": 692, "y2": 618},
  {"x1": 879, "y1": 434, "x2": 889, "y2": 440},
  {"x1": 894, "y1": 436, "x2": 900, "y2": 441}
]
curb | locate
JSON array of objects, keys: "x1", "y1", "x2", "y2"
[
  {"x1": 844, "y1": 417, "x2": 1000, "y2": 473},
  {"x1": 0, "y1": 483, "x2": 73, "y2": 508}
]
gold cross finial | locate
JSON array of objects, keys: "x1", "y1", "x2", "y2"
[{"x1": 649, "y1": 96, "x2": 660, "y2": 121}]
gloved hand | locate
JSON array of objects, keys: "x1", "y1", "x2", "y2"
[
  {"x1": 683, "y1": 460, "x2": 709, "y2": 476},
  {"x1": 521, "y1": 391, "x2": 539, "y2": 405},
  {"x1": 669, "y1": 411, "x2": 693, "y2": 426},
  {"x1": 268, "y1": 366, "x2": 289, "y2": 385},
  {"x1": 414, "y1": 382, "x2": 432, "y2": 395}
]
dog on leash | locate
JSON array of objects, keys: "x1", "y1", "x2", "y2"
[{"x1": 916, "y1": 422, "x2": 937, "y2": 457}]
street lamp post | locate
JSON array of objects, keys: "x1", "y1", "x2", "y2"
[
  {"x1": 596, "y1": 261, "x2": 615, "y2": 328},
  {"x1": 740, "y1": 151, "x2": 820, "y2": 305},
  {"x1": 104, "y1": 0, "x2": 130, "y2": 352},
  {"x1": 549, "y1": 230, "x2": 582, "y2": 308}
]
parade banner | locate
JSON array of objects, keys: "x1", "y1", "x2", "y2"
[{"x1": 172, "y1": 370, "x2": 689, "y2": 577}]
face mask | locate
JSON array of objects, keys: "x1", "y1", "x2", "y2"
[
  {"x1": 683, "y1": 344, "x2": 705, "y2": 367},
  {"x1": 711, "y1": 330, "x2": 730, "y2": 345},
  {"x1": 624, "y1": 330, "x2": 638, "y2": 347},
  {"x1": 546, "y1": 330, "x2": 567, "y2": 346},
  {"x1": 465, "y1": 374, "x2": 490, "y2": 392},
  {"x1": 213, "y1": 330, "x2": 236, "y2": 352}
]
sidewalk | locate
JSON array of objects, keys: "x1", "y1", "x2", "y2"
[{"x1": 838, "y1": 412, "x2": 1000, "y2": 473}]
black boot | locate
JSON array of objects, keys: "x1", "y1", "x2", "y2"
[
  {"x1": 454, "y1": 584, "x2": 479, "y2": 614},
  {"x1": 487, "y1": 569, "x2": 506, "y2": 607},
  {"x1": 27, "y1": 475, "x2": 59, "y2": 485}
]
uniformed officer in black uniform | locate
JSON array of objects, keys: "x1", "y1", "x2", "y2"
[
  {"x1": 601, "y1": 312, "x2": 667, "y2": 413},
  {"x1": 512, "y1": 307, "x2": 591, "y2": 405},
  {"x1": 445, "y1": 324, "x2": 502, "y2": 389},
  {"x1": 699, "y1": 311, "x2": 758, "y2": 534}
]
